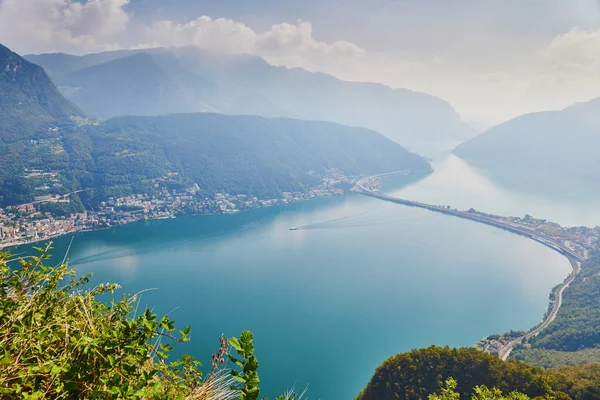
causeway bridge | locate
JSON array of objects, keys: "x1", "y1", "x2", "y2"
[
  {"x1": 356, "y1": 182, "x2": 584, "y2": 263},
  {"x1": 356, "y1": 179, "x2": 585, "y2": 360}
]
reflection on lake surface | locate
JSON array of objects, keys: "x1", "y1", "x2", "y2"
[
  {"x1": 10, "y1": 155, "x2": 588, "y2": 399},
  {"x1": 392, "y1": 155, "x2": 600, "y2": 227}
]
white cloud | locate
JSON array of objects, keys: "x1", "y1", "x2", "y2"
[
  {"x1": 540, "y1": 27, "x2": 600, "y2": 75},
  {"x1": 139, "y1": 16, "x2": 369, "y2": 75},
  {"x1": 0, "y1": 0, "x2": 130, "y2": 54},
  {"x1": 140, "y1": 16, "x2": 256, "y2": 54},
  {"x1": 3, "y1": 0, "x2": 600, "y2": 124}
]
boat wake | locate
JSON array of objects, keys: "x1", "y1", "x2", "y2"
[{"x1": 290, "y1": 212, "x2": 422, "y2": 231}]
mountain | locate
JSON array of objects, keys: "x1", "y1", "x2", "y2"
[
  {"x1": 52, "y1": 53, "x2": 213, "y2": 117},
  {"x1": 25, "y1": 47, "x2": 476, "y2": 156},
  {"x1": 81, "y1": 113, "x2": 432, "y2": 205},
  {"x1": 1, "y1": 44, "x2": 431, "y2": 207},
  {"x1": 453, "y1": 98, "x2": 600, "y2": 195},
  {"x1": 0, "y1": 44, "x2": 82, "y2": 143},
  {"x1": 0, "y1": 44, "x2": 84, "y2": 206},
  {"x1": 1, "y1": 112, "x2": 431, "y2": 207}
]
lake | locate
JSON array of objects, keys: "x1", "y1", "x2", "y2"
[{"x1": 9, "y1": 155, "x2": 588, "y2": 399}]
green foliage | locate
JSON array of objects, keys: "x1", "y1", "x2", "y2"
[
  {"x1": 512, "y1": 348, "x2": 600, "y2": 369},
  {"x1": 228, "y1": 331, "x2": 260, "y2": 400},
  {"x1": 523, "y1": 251, "x2": 600, "y2": 352},
  {"x1": 86, "y1": 113, "x2": 430, "y2": 201},
  {"x1": 356, "y1": 346, "x2": 600, "y2": 400},
  {"x1": 428, "y1": 378, "x2": 530, "y2": 400},
  {"x1": 0, "y1": 245, "x2": 234, "y2": 399},
  {"x1": 429, "y1": 378, "x2": 461, "y2": 400},
  {"x1": 356, "y1": 346, "x2": 550, "y2": 400}
]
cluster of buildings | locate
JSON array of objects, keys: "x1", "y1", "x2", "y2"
[
  {"x1": 487, "y1": 213, "x2": 600, "y2": 258},
  {"x1": 0, "y1": 170, "x2": 355, "y2": 249},
  {"x1": 476, "y1": 331, "x2": 528, "y2": 356}
]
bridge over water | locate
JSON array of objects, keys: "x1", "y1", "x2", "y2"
[
  {"x1": 356, "y1": 183, "x2": 584, "y2": 263},
  {"x1": 356, "y1": 179, "x2": 584, "y2": 360}
]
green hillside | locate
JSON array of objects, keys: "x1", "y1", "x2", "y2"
[
  {"x1": 0, "y1": 43, "x2": 432, "y2": 208},
  {"x1": 83, "y1": 113, "x2": 432, "y2": 204},
  {"x1": 511, "y1": 252, "x2": 600, "y2": 368},
  {"x1": 0, "y1": 44, "x2": 82, "y2": 143},
  {"x1": 356, "y1": 346, "x2": 600, "y2": 400}
]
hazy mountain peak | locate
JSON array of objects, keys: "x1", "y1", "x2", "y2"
[
  {"x1": 454, "y1": 97, "x2": 600, "y2": 195},
  {"x1": 25, "y1": 46, "x2": 476, "y2": 155},
  {"x1": 0, "y1": 43, "x2": 82, "y2": 142}
]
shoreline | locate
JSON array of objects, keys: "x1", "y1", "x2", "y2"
[
  {"x1": 359, "y1": 172, "x2": 586, "y2": 360},
  {"x1": 5, "y1": 172, "x2": 587, "y2": 361},
  {"x1": 0, "y1": 192, "x2": 356, "y2": 252},
  {"x1": 497, "y1": 256, "x2": 581, "y2": 360}
]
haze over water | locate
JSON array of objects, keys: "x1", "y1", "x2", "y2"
[{"x1": 11, "y1": 157, "x2": 587, "y2": 399}]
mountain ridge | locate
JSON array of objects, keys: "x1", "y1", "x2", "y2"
[
  {"x1": 0, "y1": 43, "x2": 82, "y2": 143},
  {"x1": 453, "y1": 97, "x2": 600, "y2": 195},
  {"x1": 25, "y1": 47, "x2": 476, "y2": 155},
  {"x1": 1, "y1": 42, "x2": 432, "y2": 208}
]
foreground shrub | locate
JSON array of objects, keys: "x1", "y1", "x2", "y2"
[{"x1": 0, "y1": 244, "x2": 236, "y2": 399}]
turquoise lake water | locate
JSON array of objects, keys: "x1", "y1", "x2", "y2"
[{"x1": 10, "y1": 155, "x2": 594, "y2": 399}]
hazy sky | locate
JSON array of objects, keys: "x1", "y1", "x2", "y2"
[{"x1": 2, "y1": 0, "x2": 600, "y2": 126}]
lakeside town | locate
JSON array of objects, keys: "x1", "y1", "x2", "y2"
[
  {"x1": 4, "y1": 172, "x2": 600, "y2": 260},
  {"x1": 0, "y1": 170, "x2": 355, "y2": 250}
]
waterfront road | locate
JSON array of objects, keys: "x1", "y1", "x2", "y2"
[{"x1": 498, "y1": 256, "x2": 581, "y2": 360}]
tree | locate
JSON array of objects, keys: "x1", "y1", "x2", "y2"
[{"x1": 429, "y1": 379, "x2": 530, "y2": 400}]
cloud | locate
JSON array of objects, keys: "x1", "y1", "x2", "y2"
[
  {"x1": 0, "y1": 0, "x2": 130, "y2": 54},
  {"x1": 140, "y1": 16, "x2": 256, "y2": 54},
  {"x1": 2, "y1": 0, "x2": 600, "y2": 124},
  {"x1": 541, "y1": 27, "x2": 600, "y2": 75},
  {"x1": 139, "y1": 16, "x2": 369, "y2": 74}
]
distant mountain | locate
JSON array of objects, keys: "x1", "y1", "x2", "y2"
[
  {"x1": 0, "y1": 44, "x2": 82, "y2": 142},
  {"x1": 453, "y1": 98, "x2": 600, "y2": 195},
  {"x1": 1, "y1": 43, "x2": 431, "y2": 207},
  {"x1": 85, "y1": 113, "x2": 432, "y2": 203},
  {"x1": 26, "y1": 47, "x2": 476, "y2": 155},
  {"x1": 52, "y1": 53, "x2": 213, "y2": 117},
  {"x1": 1, "y1": 112, "x2": 431, "y2": 207}
]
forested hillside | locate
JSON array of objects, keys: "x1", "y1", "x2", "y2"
[
  {"x1": 81, "y1": 113, "x2": 431, "y2": 205},
  {"x1": 26, "y1": 47, "x2": 476, "y2": 155},
  {"x1": 1, "y1": 112, "x2": 431, "y2": 207},
  {"x1": 0, "y1": 44, "x2": 82, "y2": 142},
  {"x1": 356, "y1": 346, "x2": 600, "y2": 400},
  {"x1": 512, "y1": 252, "x2": 600, "y2": 367},
  {"x1": 0, "y1": 44, "x2": 85, "y2": 207},
  {"x1": 1, "y1": 43, "x2": 432, "y2": 209}
]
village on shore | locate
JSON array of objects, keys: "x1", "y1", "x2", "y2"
[{"x1": 0, "y1": 170, "x2": 354, "y2": 250}]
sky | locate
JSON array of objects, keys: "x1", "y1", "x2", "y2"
[{"x1": 1, "y1": 0, "x2": 600, "y2": 126}]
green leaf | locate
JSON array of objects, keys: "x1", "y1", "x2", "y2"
[
  {"x1": 244, "y1": 355, "x2": 259, "y2": 373},
  {"x1": 240, "y1": 331, "x2": 254, "y2": 356},
  {"x1": 0, "y1": 354, "x2": 14, "y2": 365},
  {"x1": 229, "y1": 337, "x2": 242, "y2": 352},
  {"x1": 228, "y1": 355, "x2": 245, "y2": 368},
  {"x1": 230, "y1": 370, "x2": 245, "y2": 383}
]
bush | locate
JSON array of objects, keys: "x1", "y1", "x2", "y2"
[{"x1": 0, "y1": 244, "x2": 236, "y2": 399}]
